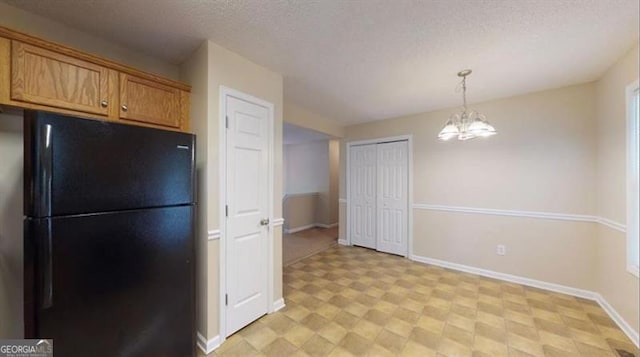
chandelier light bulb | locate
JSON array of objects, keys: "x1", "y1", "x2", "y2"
[{"x1": 437, "y1": 119, "x2": 460, "y2": 140}]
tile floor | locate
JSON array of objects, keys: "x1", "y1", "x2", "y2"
[{"x1": 203, "y1": 246, "x2": 638, "y2": 357}]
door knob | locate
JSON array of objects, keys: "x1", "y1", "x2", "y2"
[
  {"x1": 121, "y1": 104, "x2": 128, "y2": 112},
  {"x1": 260, "y1": 218, "x2": 270, "y2": 226},
  {"x1": 100, "y1": 100, "x2": 108, "y2": 108}
]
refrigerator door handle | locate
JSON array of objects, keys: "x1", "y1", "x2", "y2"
[
  {"x1": 35, "y1": 124, "x2": 53, "y2": 217},
  {"x1": 42, "y1": 219, "x2": 53, "y2": 309}
]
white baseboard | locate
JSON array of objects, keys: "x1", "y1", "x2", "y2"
[
  {"x1": 196, "y1": 300, "x2": 285, "y2": 355},
  {"x1": 594, "y1": 293, "x2": 639, "y2": 347},
  {"x1": 316, "y1": 222, "x2": 338, "y2": 229},
  {"x1": 338, "y1": 239, "x2": 348, "y2": 246},
  {"x1": 285, "y1": 222, "x2": 338, "y2": 234},
  {"x1": 285, "y1": 224, "x2": 316, "y2": 234},
  {"x1": 197, "y1": 332, "x2": 221, "y2": 355},
  {"x1": 409, "y1": 254, "x2": 639, "y2": 347},
  {"x1": 410, "y1": 255, "x2": 595, "y2": 299},
  {"x1": 272, "y1": 298, "x2": 286, "y2": 312}
]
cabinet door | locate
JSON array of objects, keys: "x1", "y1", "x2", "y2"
[
  {"x1": 11, "y1": 41, "x2": 110, "y2": 116},
  {"x1": 119, "y1": 73, "x2": 182, "y2": 129}
]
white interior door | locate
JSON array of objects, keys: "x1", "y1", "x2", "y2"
[
  {"x1": 349, "y1": 144, "x2": 377, "y2": 249},
  {"x1": 376, "y1": 141, "x2": 408, "y2": 256},
  {"x1": 225, "y1": 95, "x2": 270, "y2": 336}
]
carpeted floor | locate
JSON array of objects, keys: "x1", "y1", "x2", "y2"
[{"x1": 283, "y1": 226, "x2": 339, "y2": 267}]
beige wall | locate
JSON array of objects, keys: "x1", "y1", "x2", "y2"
[
  {"x1": 594, "y1": 44, "x2": 639, "y2": 333},
  {"x1": 341, "y1": 83, "x2": 598, "y2": 214},
  {"x1": 181, "y1": 40, "x2": 284, "y2": 341},
  {"x1": 283, "y1": 193, "x2": 318, "y2": 231},
  {"x1": 284, "y1": 102, "x2": 345, "y2": 138},
  {"x1": 315, "y1": 192, "x2": 330, "y2": 226},
  {"x1": 596, "y1": 225, "x2": 639, "y2": 334},
  {"x1": 595, "y1": 44, "x2": 638, "y2": 222},
  {"x1": 284, "y1": 140, "x2": 329, "y2": 195},
  {"x1": 340, "y1": 83, "x2": 599, "y2": 292},
  {"x1": 0, "y1": 2, "x2": 178, "y2": 79},
  {"x1": 328, "y1": 139, "x2": 340, "y2": 224},
  {"x1": 415, "y1": 211, "x2": 596, "y2": 289},
  {"x1": 315, "y1": 140, "x2": 340, "y2": 227},
  {"x1": 338, "y1": 201, "x2": 347, "y2": 242},
  {"x1": 0, "y1": 111, "x2": 23, "y2": 338},
  {"x1": 283, "y1": 138, "x2": 339, "y2": 228},
  {"x1": 179, "y1": 41, "x2": 211, "y2": 337}
]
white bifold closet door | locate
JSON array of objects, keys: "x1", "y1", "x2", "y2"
[
  {"x1": 376, "y1": 141, "x2": 408, "y2": 255},
  {"x1": 349, "y1": 140, "x2": 408, "y2": 255},
  {"x1": 349, "y1": 144, "x2": 377, "y2": 249}
]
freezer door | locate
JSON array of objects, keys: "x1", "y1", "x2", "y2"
[
  {"x1": 24, "y1": 206, "x2": 195, "y2": 357},
  {"x1": 24, "y1": 111, "x2": 195, "y2": 217}
]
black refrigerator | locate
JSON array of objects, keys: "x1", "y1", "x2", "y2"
[{"x1": 23, "y1": 110, "x2": 196, "y2": 356}]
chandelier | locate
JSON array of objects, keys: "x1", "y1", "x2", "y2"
[{"x1": 438, "y1": 69, "x2": 496, "y2": 141}]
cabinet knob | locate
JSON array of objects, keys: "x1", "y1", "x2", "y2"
[
  {"x1": 121, "y1": 105, "x2": 128, "y2": 112},
  {"x1": 100, "y1": 100, "x2": 108, "y2": 108}
]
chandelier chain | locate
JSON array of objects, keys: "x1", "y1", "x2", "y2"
[{"x1": 461, "y1": 76, "x2": 467, "y2": 112}]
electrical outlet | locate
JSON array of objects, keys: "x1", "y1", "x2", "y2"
[{"x1": 496, "y1": 244, "x2": 506, "y2": 256}]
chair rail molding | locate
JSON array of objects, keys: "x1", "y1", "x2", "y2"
[
  {"x1": 413, "y1": 203, "x2": 626, "y2": 232},
  {"x1": 207, "y1": 229, "x2": 221, "y2": 240}
]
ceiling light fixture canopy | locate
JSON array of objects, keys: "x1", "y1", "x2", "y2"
[{"x1": 438, "y1": 69, "x2": 496, "y2": 141}]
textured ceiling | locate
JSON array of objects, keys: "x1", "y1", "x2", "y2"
[{"x1": 3, "y1": 0, "x2": 638, "y2": 124}]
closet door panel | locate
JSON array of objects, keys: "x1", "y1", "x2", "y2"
[
  {"x1": 349, "y1": 144, "x2": 377, "y2": 249},
  {"x1": 376, "y1": 141, "x2": 408, "y2": 256}
]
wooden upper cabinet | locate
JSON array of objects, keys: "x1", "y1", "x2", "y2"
[
  {"x1": 119, "y1": 73, "x2": 184, "y2": 130},
  {"x1": 0, "y1": 26, "x2": 191, "y2": 132},
  {"x1": 11, "y1": 41, "x2": 112, "y2": 116}
]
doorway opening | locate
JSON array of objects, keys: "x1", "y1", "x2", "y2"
[{"x1": 282, "y1": 123, "x2": 340, "y2": 266}]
